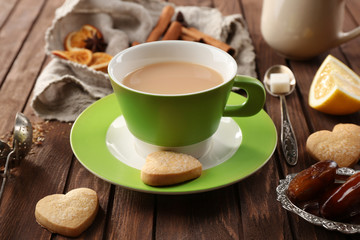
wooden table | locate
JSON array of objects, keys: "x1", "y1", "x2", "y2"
[{"x1": 1, "y1": 0, "x2": 360, "y2": 239}]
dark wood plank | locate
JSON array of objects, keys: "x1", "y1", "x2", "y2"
[
  {"x1": 52, "y1": 159, "x2": 112, "y2": 240},
  {"x1": 0, "y1": 120, "x2": 73, "y2": 240},
  {"x1": 0, "y1": 1, "x2": 70, "y2": 239},
  {"x1": 346, "y1": 0, "x2": 360, "y2": 25},
  {"x1": 239, "y1": 0, "x2": 293, "y2": 238},
  {"x1": 156, "y1": 186, "x2": 241, "y2": 239},
  {"x1": 0, "y1": 0, "x2": 46, "y2": 86},
  {"x1": 213, "y1": 0, "x2": 241, "y2": 15},
  {"x1": 0, "y1": 0, "x2": 58, "y2": 135},
  {"x1": 0, "y1": 0, "x2": 19, "y2": 28},
  {"x1": 341, "y1": 2, "x2": 360, "y2": 73},
  {"x1": 104, "y1": 188, "x2": 154, "y2": 240},
  {"x1": 241, "y1": 0, "x2": 349, "y2": 239},
  {"x1": 237, "y1": 163, "x2": 293, "y2": 240}
]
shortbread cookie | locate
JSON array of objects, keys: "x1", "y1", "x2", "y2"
[
  {"x1": 141, "y1": 151, "x2": 202, "y2": 186},
  {"x1": 306, "y1": 123, "x2": 360, "y2": 167},
  {"x1": 35, "y1": 188, "x2": 99, "y2": 237}
]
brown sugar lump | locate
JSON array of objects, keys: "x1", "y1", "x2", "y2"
[
  {"x1": 306, "y1": 123, "x2": 360, "y2": 167},
  {"x1": 35, "y1": 188, "x2": 99, "y2": 237},
  {"x1": 141, "y1": 151, "x2": 202, "y2": 186}
]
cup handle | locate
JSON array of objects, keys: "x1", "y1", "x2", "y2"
[
  {"x1": 223, "y1": 75, "x2": 266, "y2": 117},
  {"x1": 336, "y1": 26, "x2": 360, "y2": 46}
]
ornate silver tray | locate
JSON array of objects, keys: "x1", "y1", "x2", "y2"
[{"x1": 276, "y1": 167, "x2": 360, "y2": 234}]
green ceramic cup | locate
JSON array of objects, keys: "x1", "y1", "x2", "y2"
[{"x1": 108, "y1": 41, "x2": 265, "y2": 157}]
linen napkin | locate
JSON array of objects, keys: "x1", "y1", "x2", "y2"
[{"x1": 31, "y1": 0, "x2": 256, "y2": 122}]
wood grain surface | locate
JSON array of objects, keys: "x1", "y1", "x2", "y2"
[{"x1": 0, "y1": 0, "x2": 360, "y2": 239}]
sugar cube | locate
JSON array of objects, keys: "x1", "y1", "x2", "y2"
[{"x1": 270, "y1": 73, "x2": 290, "y2": 94}]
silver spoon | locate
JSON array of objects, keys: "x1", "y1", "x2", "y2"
[
  {"x1": 264, "y1": 65, "x2": 298, "y2": 166},
  {"x1": 0, "y1": 113, "x2": 32, "y2": 203}
]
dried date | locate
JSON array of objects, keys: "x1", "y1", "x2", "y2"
[
  {"x1": 287, "y1": 160, "x2": 338, "y2": 203},
  {"x1": 321, "y1": 171, "x2": 360, "y2": 221}
]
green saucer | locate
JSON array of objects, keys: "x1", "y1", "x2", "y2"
[{"x1": 70, "y1": 92, "x2": 277, "y2": 194}]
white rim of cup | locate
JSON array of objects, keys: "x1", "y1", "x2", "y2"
[{"x1": 108, "y1": 40, "x2": 237, "y2": 97}]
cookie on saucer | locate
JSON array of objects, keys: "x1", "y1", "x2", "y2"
[{"x1": 141, "y1": 151, "x2": 202, "y2": 186}]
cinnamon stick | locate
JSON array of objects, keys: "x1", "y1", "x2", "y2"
[
  {"x1": 131, "y1": 41, "x2": 140, "y2": 46},
  {"x1": 146, "y1": 5, "x2": 175, "y2": 42},
  {"x1": 182, "y1": 27, "x2": 235, "y2": 56},
  {"x1": 181, "y1": 27, "x2": 203, "y2": 42},
  {"x1": 180, "y1": 34, "x2": 198, "y2": 41},
  {"x1": 162, "y1": 21, "x2": 182, "y2": 40}
]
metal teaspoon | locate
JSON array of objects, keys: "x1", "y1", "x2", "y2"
[
  {"x1": 0, "y1": 113, "x2": 33, "y2": 203},
  {"x1": 263, "y1": 65, "x2": 298, "y2": 166}
]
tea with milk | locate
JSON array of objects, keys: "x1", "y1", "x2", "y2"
[{"x1": 122, "y1": 61, "x2": 224, "y2": 94}]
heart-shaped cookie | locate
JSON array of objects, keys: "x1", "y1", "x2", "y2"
[
  {"x1": 35, "y1": 188, "x2": 98, "y2": 237},
  {"x1": 306, "y1": 123, "x2": 360, "y2": 167},
  {"x1": 141, "y1": 151, "x2": 202, "y2": 186}
]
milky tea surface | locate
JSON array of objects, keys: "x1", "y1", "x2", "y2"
[{"x1": 122, "y1": 61, "x2": 224, "y2": 94}]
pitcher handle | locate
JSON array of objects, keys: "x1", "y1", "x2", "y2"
[{"x1": 336, "y1": 26, "x2": 360, "y2": 46}]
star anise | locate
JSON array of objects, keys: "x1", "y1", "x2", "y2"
[
  {"x1": 84, "y1": 33, "x2": 107, "y2": 52},
  {"x1": 176, "y1": 11, "x2": 188, "y2": 27}
]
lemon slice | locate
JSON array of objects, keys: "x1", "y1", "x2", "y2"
[
  {"x1": 88, "y1": 52, "x2": 112, "y2": 72},
  {"x1": 52, "y1": 49, "x2": 93, "y2": 66},
  {"x1": 64, "y1": 24, "x2": 102, "y2": 51},
  {"x1": 309, "y1": 55, "x2": 360, "y2": 115}
]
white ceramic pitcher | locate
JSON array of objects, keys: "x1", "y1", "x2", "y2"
[{"x1": 261, "y1": 0, "x2": 360, "y2": 60}]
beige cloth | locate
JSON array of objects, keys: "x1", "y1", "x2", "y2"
[{"x1": 31, "y1": 0, "x2": 256, "y2": 122}]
